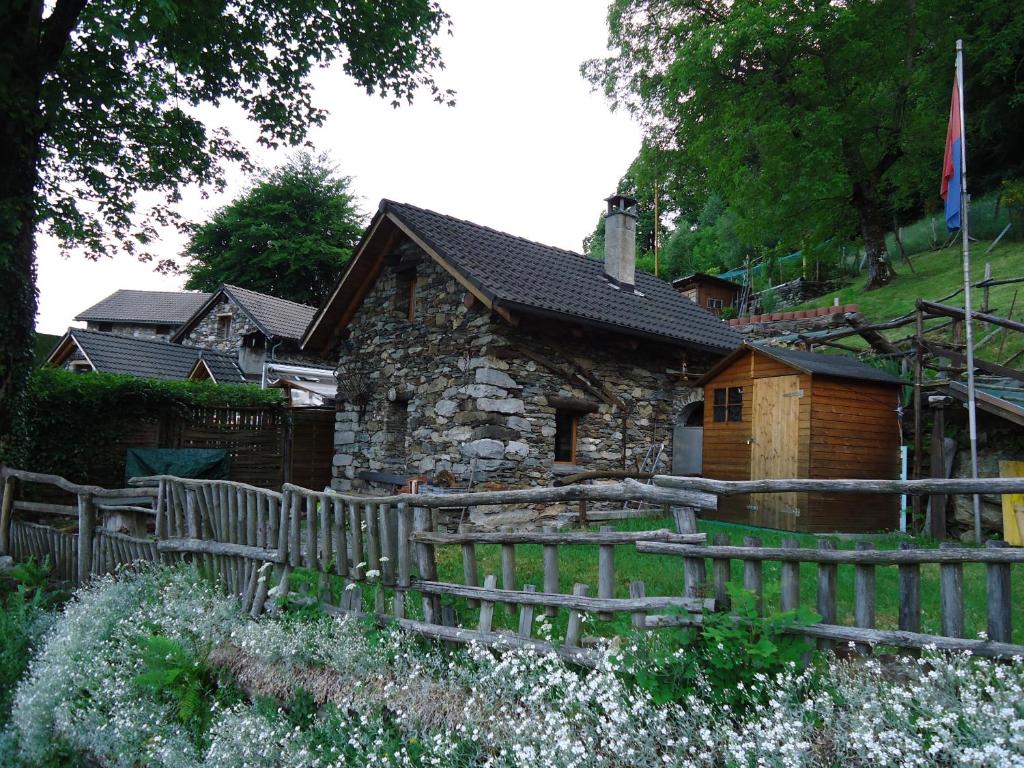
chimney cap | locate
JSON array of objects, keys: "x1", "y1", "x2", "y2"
[{"x1": 604, "y1": 194, "x2": 639, "y2": 216}]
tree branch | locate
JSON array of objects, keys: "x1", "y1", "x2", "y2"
[{"x1": 38, "y1": 0, "x2": 87, "y2": 72}]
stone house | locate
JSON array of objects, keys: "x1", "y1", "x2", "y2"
[
  {"x1": 74, "y1": 289, "x2": 212, "y2": 339},
  {"x1": 172, "y1": 284, "x2": 326, "y2": 384},
  {"x1": 302, "y1": 196, "x2": 741, "y2": 491}
]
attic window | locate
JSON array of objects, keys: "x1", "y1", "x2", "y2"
[
  {"x1": 712, "y1": 387, "x2": 743, "y2": 423},
  {"x1": 97, "y1": 323, "x2": 112, "y2": 332},
  {"x1": 70, "y1": 361, "x2": 92, "y2": 374},
  {"x1": 155, "y1": 325, "x2": 170, "y2": 335},
  {"x1": 217, "y1": 314, "x2": 232, "y2": 338},
  {"x1": 395, "y1": 271, "x2": 417, "y2": 321}
]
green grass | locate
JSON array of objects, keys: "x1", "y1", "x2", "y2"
[
  {"x1": 792, "y1": 238, "x2": 1024, "y2": 364},
  {"x1": 294, "y1": 515, "x2": 1024, "y2": 650}
]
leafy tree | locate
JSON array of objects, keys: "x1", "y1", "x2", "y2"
[
  {"x1": 182, "y1": 153, "x2": 364, "y2": 307},
  {"x1": 0, "y1": 1, "x2": 453, "y2": 441},
  {"x1": 585, "y1": 0, "x2": 967, "y2": 291}
]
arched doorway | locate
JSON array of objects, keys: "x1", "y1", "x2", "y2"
[{"x1": 672, "y1": 400, "x2": 704, "y2": 475}]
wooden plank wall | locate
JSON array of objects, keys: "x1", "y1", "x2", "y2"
[
  {"x1": 289, "y1": 408, "x2": 335, "y2": 491},
  {"x1": 807, "y1": 377, "x2": 901, "y2": 531},
  {"x1": 179, "y1": 406, "x2": 284, "y2": 488},
  {"x1": 702, "y1": 351, "x2": 810, "y2": 524}
]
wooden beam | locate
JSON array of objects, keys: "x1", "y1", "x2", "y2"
[
  {"x1": 920, "y1": 340, "x2": 1024, "y2": 385},
  {"x1": 918, "y1": 300, "x2": 1024, "y2": 335}
]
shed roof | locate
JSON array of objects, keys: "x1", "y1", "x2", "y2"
[
  {"x1": 47, "y1": 328, "x2": 246, "y2": 384},
  {"x1": 303, "y1": 200, "x2": 742, "y2": 354},
  {"x1": 171, "y1": 284, "x2": 317, "y2": 343},
  {"x1": 697, "y1": 342, "x2": 906, "y2": 387},
  {"x1": 671, "y1": 273, "x2": 743, "y2": 291},
  {"x1": 75, "y1": 289, "x2": 212, "y2": 326}
]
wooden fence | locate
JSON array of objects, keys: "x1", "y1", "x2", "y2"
[{"x1": 6, "y1": 465, "x2": 1024, "y2": 664}]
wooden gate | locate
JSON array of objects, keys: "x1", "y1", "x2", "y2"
[{"x1": 751, "y1": 375, "x2": 801, "y2": 529}]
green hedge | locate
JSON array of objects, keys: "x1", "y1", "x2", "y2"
[{"x1": 1, "y1": 367, "x2": 283, "y2": 486}]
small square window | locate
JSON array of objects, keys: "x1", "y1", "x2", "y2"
[
  {"x1": 712, "y1": 387, "x2": 743, "y2": 422},
  {"x1": 395, "y1": 271, "x2": 416, "y2": 321},
  {"x1": 97, "y1": 322, "x2": 112, "y2": 333}
]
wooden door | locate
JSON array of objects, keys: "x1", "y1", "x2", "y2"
[{"x1": 751, "y1": 375, "x2": 802, "y2": 529}]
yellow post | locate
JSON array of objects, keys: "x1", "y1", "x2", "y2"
[{"x1": 999, "y1": 460, "x2": 1024, "y2": 546}]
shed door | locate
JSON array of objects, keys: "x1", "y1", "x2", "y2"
[{"x1": 751, "y1": 375, "x2": 801, "y2": 529}]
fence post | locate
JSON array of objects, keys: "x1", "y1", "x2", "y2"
[
  {"x1": 501, "y1": 526, "x2": 516, "y2": 616},
  {"x1": 675, "y1": 507, "x2": 706, "y2": 599},
  {"x1": 780, "y1": 538, "x2": 800, "y2": 612},
  {"x1": 478, "y1": 574, "x2": 497, "y2": 632},
  {"x1": 517, "y1": 584, "x2": 536, "y2": 637},
  {"x1": 743, "y1": 536, "x2": 764, "y2": 615},
  {"x1": 986, "y1": 540, "x2": 1012, "y2": 643},
  {"x1": 543, "y1": 525, "x2": 559, "y2": 617},
  {"x1": 711, "y1": 533, "x2": 731, "y2": 610},
  {"x1": 305, "y1": 494, "x2": 319, "y2": 571},
  {"x1": 77, "y1": 494, "x2": 95, "y2": 584},
  {"x1": 598, "y1": 525, "x2": 615, "y2": 620},
  {"x1": 333, "y1": 498, "x2": 348, "y2": 579},
  {"x1": 898, "y1": 542, "x2": 922, "y2": 639},
  {"x1": 348, "y1": 502, "x2": 364, "y2": 580},
  {"x1": 816, "y1": 539, "x2": 837, "y2": 652},
  {"x1": 564, "y1": 583, "x2": 589, "y2": 648},
  {"x1": 364, "y1": 502, "x2": 381, "y2": 576},
  {"x1": 854, "y1": 542, "x2": 876, "y2": 654},
  {"x1": 629, "y1": 581, "x2": 647, "y2": 630},
  {"x1": 940, "y1": 542, "x2": 965, "y2": 638},
  {"x1": 288, "y1": 491, "x2": 301, "y2": 568},
  {"x1": 413, "y1": 506, "x2": 439, "y2": 623},
  {"x1": 395, "y1": 502, "x2": 412, "y2": 619},
  {"x1": 0, "y1": 475, "x2": 18, "y2": 556},
  {"x1": 460, "y1": 522, "x2": 479, "y2": 607},
  {"x1": 380, "y1": 504, "x2": 395, "y2": 586}
]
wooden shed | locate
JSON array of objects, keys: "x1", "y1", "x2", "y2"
[{"x1": 697, "y1": 343, "x2": 905, "y2": 532}]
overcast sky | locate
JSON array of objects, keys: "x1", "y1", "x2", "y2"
[{"x1": 34, "y1": 1, "x2": 642, "y2": 335}]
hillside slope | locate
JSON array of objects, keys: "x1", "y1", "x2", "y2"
[{"x1": 793, "y1": 240, "x2": 1024, "y2": 364}]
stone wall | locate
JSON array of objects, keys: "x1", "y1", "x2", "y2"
[
  {"x1": 85, "y1": 322, "x2": 174, "y2": 339},
  {"x1": 331, "y1": 248, "x2": 705, "y2": 491}
]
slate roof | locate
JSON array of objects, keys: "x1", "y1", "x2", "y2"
[
  {"x1": 75, "y1": 290, "x2": 212, "y2": 326},
  {"x1": 172, "y1": 285, "x2": 317, "y2": 343},
  {"x1": 52, "y1": 329, "x2": 245, "y2": 383},
  {"x1": 370, "y1": 201, "x2": 741, "y2": 352},
  {"x1": 698, "y1": 342, "x2": 906, "y2": 386}
]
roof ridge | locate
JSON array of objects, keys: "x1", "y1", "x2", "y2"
[
  {"x1": 222, "y1": 283, "x2": 317, "y2": 312},
  {"x1": 382, "y1": 199, "x2": 591, "y2": 262}
]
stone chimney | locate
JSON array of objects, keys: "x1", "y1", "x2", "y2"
[{"x1": 603, "y1": 194, "x2": 639, "y2": 288}]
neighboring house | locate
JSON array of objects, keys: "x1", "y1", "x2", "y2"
[
  {"x1": 74, "y1": 289, "x2": 212, "y2": 339},
  {"x1": 172, "y1": 284, "x2": 325, "y2": 382},
  {"x1": 672, "y1": 273, "x2": 742, "y2": 317},
  {"x1": 697, "y1": 342, "x2": 904, "y2": 532},
  {"x1": 302, "y1": 195, "x2": 741, "y2": 492},
  {"x1": 47, "y1": 328, "x2": 246, "y2": 383}
]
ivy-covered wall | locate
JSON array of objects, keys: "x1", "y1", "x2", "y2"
[{"x1": 0, "y1": 367, "x2": 282, "y2": 487}]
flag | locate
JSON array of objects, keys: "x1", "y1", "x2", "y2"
[{"x1": 941, "y1": 78, "x2": 962, "y2": 231}]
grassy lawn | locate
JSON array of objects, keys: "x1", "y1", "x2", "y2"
[
  {"x1": 295, "y1": 514, "x2": 1024, "y2": 649},
  {"x1": 792, "y1": 239, "x2": 1024, "y2": 364}
]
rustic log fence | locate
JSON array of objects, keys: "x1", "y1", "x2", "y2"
[{"x1": 6, "y1": 465, "x2": 1024, "y2": 663}]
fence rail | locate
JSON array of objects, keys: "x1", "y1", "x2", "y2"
[{"x1": 5, "y1": 466, "x2": 1024, "y2": 661}]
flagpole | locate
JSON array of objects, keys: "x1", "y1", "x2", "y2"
[{"x1": 956, "y1": 38, "x2": 983, "y2": 544}]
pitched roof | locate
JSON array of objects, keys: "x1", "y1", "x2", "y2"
[
  {"x1": 48, "y1": 328, "x2": 246, "y2": 384},
  {"x1": 75, "y1": 289, "x2": 212, "y2": 325},
  {"x1": 672, "y1": 273, "x2": 743, "y2": 291},
  {"x1": 304, "y1": 200, "x2": 742, "y2": 354},
  {"x1": 171, "y1": 284, "x2": 317, "y2": 343},
  {"x1": 698, "y1": 342, "x2": 906, "y2": 387}
]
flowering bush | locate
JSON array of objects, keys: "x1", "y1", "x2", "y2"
[{"x1": 5, "y1": 564, "x2": 1024, "y2": 767}]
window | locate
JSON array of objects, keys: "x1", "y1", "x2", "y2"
[
  {"x1": 706, "y1": 297, "x2": 724, "y2": 315},
  {"x1": 97, "y1": 323, "x2": 112, "y2": 332},
  {"x1": 217, "y1": 314, "x2": 232, "y2": 339},
  {"x1": 70, "y1": 361, "x2": 92, "y2": 374},
  {"x1": 712, "y1": 386, "x2": 743, "y2": 422},
  {"x1": 155, "y1": 325, "x2": 170, "y2": 336},
  {"x1": 554, "y1": 410, "x2": 578, "y2": 463},
  {"x1": 395, "y1": 272, "x2": 416, "y2": 320}
]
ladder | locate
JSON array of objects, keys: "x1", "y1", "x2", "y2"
[{"x1": 625, "y1": 442, "x2": 665, "y2": 513}]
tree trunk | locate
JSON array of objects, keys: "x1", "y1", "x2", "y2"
[
  {"x1": 842, "y1": 137, "x2": 896, "y2": 291},
  {"x1": 0, "y1": 1, "x2": 45, "y2": 442}
]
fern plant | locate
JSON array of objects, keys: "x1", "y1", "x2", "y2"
[{"x1": 133, "y1": 634, "x2": 217, "y2": 745}]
